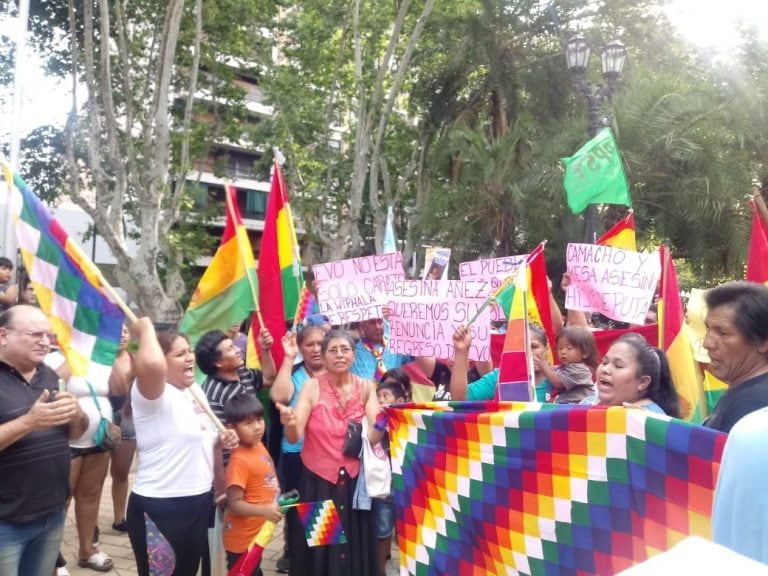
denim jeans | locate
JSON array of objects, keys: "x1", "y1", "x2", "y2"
[{"x1": 0, "y1": 508, "x2": 65, "y2": 576}]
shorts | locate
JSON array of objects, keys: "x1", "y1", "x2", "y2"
[
  {"x1": 70, "y1": 445, "x2": 107, "y2": 458},
  {"x1": 114, "y1": 411, "x2": 136, "y2": 441},
  {"x1": 372, "y1": 497, "x2": 395, "y2": 539}
]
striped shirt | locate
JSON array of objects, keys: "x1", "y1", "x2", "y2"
[{"x1": 201, "y1": 367, "x2": 264, "y2": 425}]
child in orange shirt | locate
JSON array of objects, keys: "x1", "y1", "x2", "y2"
[{"x1": 223, "y1": 393, "x2": 283, "y2": 576}]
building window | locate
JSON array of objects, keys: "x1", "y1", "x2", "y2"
[{"x1": 240, "y1": 190, "x2": 267, "y2": 220}]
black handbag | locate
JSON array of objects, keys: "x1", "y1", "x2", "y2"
[{"x1": 342, "y1": 420, "x2": 363, "y2": 458}]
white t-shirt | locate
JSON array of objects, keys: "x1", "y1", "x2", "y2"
[
  {"x1": 44, "y1": 350, "x2": 113, "y2": 449},
  {"x1": 131, "y1": 383, "x2": 219, "y2": 498}
]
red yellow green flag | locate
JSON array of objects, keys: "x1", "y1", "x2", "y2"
[
  {"x1": 253, "y1": 161, "x2": 303, "y2": 367},
  {"x1": 496, "y1": 242, "x2": 555, "y2": 351},
  {"x1": 658, "y1": 245, "x2": 703, "y2": 422},
  {"x1": 597, "y1": 210, "x2": 636, "y2": 251},
  {"x1": 180, "y1": 185, "x2": 258, "y2": 345}
]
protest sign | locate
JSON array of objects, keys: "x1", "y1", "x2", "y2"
[
  {"x1": 423, "y1": 247, "x2": 451, "y2": 280},
  {"x1": 313, "y1": 253, "x2": 405, "y2": 324},
  {"x1": 384, "y1": 279, "x2": 491, "y2": 361},
  {"x1": 565, "y1": 243, "x2": 660, "y2": 325},
  {"x1": 459, "y1": 255, "x2": 526, "y2": 321}
]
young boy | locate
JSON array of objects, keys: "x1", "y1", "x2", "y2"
[
  {"x1": 223, "y1": 393, "x2": 283, "y2": 576},
  {"x1": 373, "y1": 370, "x2": 408, "y2": 576},
  {"x1": 0, "y1": 257, "x2": 17, "y2": 313}
]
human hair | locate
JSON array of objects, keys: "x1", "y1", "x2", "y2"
[
  {"x1": 156, "y1": 330, "x2": 189, "y2": 356},
  {"x1": 0, "y1": 307, "x2": 15, "y2": 328},
  {"x1": 297, "y1": 324, "x2": 327, "y2": 346},
  {"x1": 223, "y1": 392, "x2": 265, "y2": 425},
  {"x1": 379, "y1": 367, "x2": 411, "y2": 401},
  {"x1": 705, "y1": 281, "x2": 768, "y2": 345},
  {"x1": 321, "y1": 329, "x2": 356, "y2": 354},
  {"x1": 194, "y1": 330, "x2": 228, "y2": 375},
  {"x1": 0, "y1": 256, "x2": 13, "y2": 270},
  {"x1": 613, "y1": 333, "x2": 680, "y2": 418},
  {"x1": 556, "y1": 326, "x2": 599, "y2": 369},
  {"x1": 529, "y1": 324, "x2": 548, "y2": 348}
]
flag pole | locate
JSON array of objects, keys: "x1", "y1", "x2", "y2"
[
  {"x1": 225, "y1": 185, "x2": 264, "y2": 328},
  {"x1": 465, "y1": 275, "x2": 513, "y2": 328}
]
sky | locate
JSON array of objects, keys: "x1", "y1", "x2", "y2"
[
  {"x1": 2, "y1": 0, "x2": 768, "y2": 140},
  {"x1": 665, "y1": 0, "x2": 768, "y2": 53}
]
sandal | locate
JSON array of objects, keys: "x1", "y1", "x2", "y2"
[{"x1": 78, "y1": 551, "x2": 114, "y2": 572}]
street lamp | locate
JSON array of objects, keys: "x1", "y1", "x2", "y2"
[{"x1": 565, "y1": 35, "x2": 627, "y2": 242}]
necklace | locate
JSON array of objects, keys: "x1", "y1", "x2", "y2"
[{"x1": 360, "y1": 338, "x2": 387, "y2": 381}]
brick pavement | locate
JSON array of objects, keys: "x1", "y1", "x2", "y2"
[{"x1": 60, "y1": 474, "x2": 399, "y2": 575}]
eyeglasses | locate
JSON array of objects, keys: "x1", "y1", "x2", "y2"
[
  {"x1": 6, "y1": 328, "x2": 55, "y2": 342},
  {"x1": 326, "y1": 346, "x2": 353, "y2": 356}
]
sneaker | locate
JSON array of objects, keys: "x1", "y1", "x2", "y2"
[
  {"x1": 112, "y1": 519, "x2": 128, "y2": 533},
  {"x1": 92, "y1": 526, "x2": 100, "y2": 547},
  {"x1": 56, "y1": 567, "x2": 70, "y2": 576},
  {"x1": 276, "y1": 555, "x2": 290, "y2": 573}
]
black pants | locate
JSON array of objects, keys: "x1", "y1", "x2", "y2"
[
  {"x1": 279, "y1": 451, "x2": 303, "y2": 556},
  {"x1": 127, "y1": 491, "x2": 211, "y2": 576}
]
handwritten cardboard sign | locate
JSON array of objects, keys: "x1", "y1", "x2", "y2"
[
  {"x1": 565, "y1": 243, "x2": 660, "y2": 325},
  {"x1": 313, "y1": 253, "x2": 405, "y2": 324},
  {"x1": 383, "y1": 279, "x2": 491, "y2": 361},
  {"x1": 459, "y1": 255, "x2": 526, "y2": 321}
]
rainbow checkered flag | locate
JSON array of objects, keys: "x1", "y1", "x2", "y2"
[
  {"x1": 390, "y1": 402, "x2": 726, "y2": 575},
  {"x1": 296, "y1": 500, "x2": 347, "y2": 547},
  {"x1": 2, "y1": 165, "x2": 125, "y2": 386},
  {"x1": 145, "y1": 513, "x2": 175, "y2": 576}
]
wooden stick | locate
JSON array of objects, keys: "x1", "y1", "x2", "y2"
[{"x1": 187, "y1": 383, "x2": 227, "y2": 433}]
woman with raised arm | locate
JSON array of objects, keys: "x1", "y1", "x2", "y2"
[
  {"x1": 276, "y1": 329, "x2": 384, "y2": 576},
  {"x1": 270, "y1": 325, "x2": 329, "y2": 573},
  {"x1": 126, "y1": 319, "x2": 238, "y2": 576}
]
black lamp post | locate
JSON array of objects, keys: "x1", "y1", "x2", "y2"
[{"x1": 565, "y1": 34, "x2": 627, "y2": 242}]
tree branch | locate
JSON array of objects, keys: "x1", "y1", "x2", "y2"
[
  {"x1": 164, "y1": 0, "x2": 203, "y2": 236},
  {"x1": 98, "y1": 0, "x2": 125, "y2": 239}
]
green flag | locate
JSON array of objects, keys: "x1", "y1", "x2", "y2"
[{"x1": 562, "y1": 128, "x2": 631, "y2": 214}]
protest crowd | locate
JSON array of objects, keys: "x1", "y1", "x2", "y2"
[{"x1": 3, "y1": 159, "x2": 768, "y2": 576}]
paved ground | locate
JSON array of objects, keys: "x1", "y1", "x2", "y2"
[{"x1": 61, "y1": 473, "x2": 400, "y2": 575}]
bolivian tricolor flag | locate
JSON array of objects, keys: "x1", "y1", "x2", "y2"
[
  {"x1": 658, "y1": 245, "x2": 703, "y2": 422},
  {"x1": 597, "y1": 210, "x2": 636, "y2": 251},
  {"x1": 180, "y1": 185, "x2": 258, "y2": 345},
  {"x1": 496, "y1": 242, "x2": 556, "y2": 351},
  {"x1": 252, "y1": 161, "x2": 303, "y2": 367}
]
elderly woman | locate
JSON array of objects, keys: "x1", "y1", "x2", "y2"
[
  {"x1": 702, "y1": 281, "x2": 768, "y2": 433},
  {"x1": 126, "y1": 319, "x2": 237, "y2": 576},
  {"x1": 585, "y1": 332, "x2": 680, "y2": 416},
  {"x1": 276, "y1": 329, "x2": 383, "y2": 576}
]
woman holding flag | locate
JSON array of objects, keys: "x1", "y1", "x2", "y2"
[
  {"x1": 126, "y1": 319, "x2": 238, "y2": 576},
  {"x1": 276, "y1": 329, "x2": 384, "y2": 576}
]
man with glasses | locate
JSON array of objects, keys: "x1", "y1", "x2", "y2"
[{"x1": 0, "y1": 305, "x2": 88, "y2": 576}]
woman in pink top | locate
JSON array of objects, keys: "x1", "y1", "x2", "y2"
[{"x1": 277, "y1": 329, "x2": 384, "y2": 576}]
